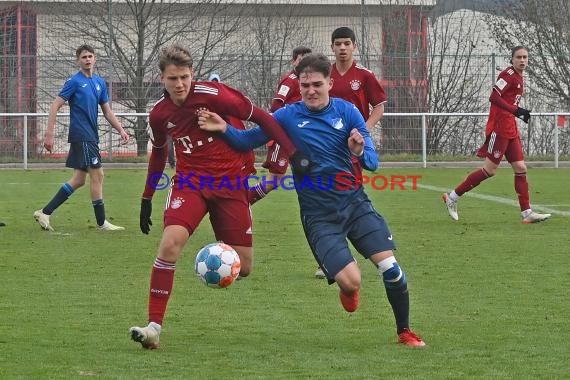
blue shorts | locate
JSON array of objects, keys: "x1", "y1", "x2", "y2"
[
  {"x1": 301, "y1": 191, "x2": 396, "y2": 284},
  {"x1": 66, "y1": 142, "x2": 102, "y2": 171}
]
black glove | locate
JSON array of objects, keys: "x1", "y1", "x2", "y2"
[
  {"x1": 514, "y1": 107, "x2": 531, "y2": 123},
  {"x1": 140, "y1": 198, "x2": 153, "y2": 235},
  {"x1": 289, "y1": 151, "x2": 311, "y2": 175}
]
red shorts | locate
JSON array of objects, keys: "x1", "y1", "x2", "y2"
[
  {"x1": 163, "y1": 185, "x2": 252, "y2": 247},
  {"x1": 262, "y1": 141, "x2": 289, "y2": 175},
  {"x1": 476, "y1": 132, "x2": 524, "y2": 165}
]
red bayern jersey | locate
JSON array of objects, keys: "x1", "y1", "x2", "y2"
[
  {"x1": 272, "y1": 70, "x2": 302, "y2": 105},
  {"x1": 227, "y1": 116, "x2": 256, "y2": 175},
  {"x1": 330, "y1": 61, "x2": 387, "y2": 120},
  {"x1": 149, "y1": 81, "x2": 255, "y2": 179},
  {"x1": 486, "y1": 66, "x2": 524, "y2": 138}
]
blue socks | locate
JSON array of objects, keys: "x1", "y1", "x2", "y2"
[
  {"x1": 43, "y1": 183, "x2": 74, "y2": 215},
  {"x1": 92, "y1": 199, "x2": 106, "y2": 226}
]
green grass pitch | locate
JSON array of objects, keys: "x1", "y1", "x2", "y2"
[{"x1": 0, "y1": 167, "x2": 569, "y2": 379}]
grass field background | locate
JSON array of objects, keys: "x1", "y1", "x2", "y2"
[{"x1": 1, "y1": 167, "x2": 568, "y2": 379}]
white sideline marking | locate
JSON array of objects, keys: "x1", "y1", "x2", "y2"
[{"x1": 417, "y1": 183, "x2": 570, "y2": 218}]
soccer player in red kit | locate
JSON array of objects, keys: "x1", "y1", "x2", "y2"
[
  {"x1": 248, "y1": 46, "x2": 312, "y2": 205},
  {"x1": 442, "y1": 46, "x2": 551, "y2": 224},
  {"x1": 129, "y1": 44, "x2": 303, "y2": 349},
  {"x1": 330, "y1": 27, "x2": 387, "y2": 178}
]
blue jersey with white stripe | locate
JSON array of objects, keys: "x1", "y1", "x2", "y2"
[
  {"x1": 58, "y1": 71, "x2": 109, "y2": 143},
  {"x1": 273, "y1": 98, "x2": 378, "y2": 214},
  {"x1": 223, "y1": 97, "x2": 379, "y2": 215}
]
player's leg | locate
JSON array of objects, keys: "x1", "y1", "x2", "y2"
[
  {"x1": 300, "y1": 213, "x2": 359, "y2": 311},
  {"x1": 311, "y1": 156, "x2": 367, "y2": 277},
  {"x1": 34, "y1": 143, "x2": 89, "y2": 231},
  {"x1": 442, "y1": 133, "x2": 502, "y2": 220},
  {"x1": 506, "y1": 138, "x2": 551, "y2": 223},
  {"x1": 209, "y1": 188, "x2": 254, "y2": 277},
  {"x1": 130, "y1": 188, "x2": 206, "y2": 349},
  {"x1": 130, "y1": 225, "x2": 190, "y2": 349},
  {"x1": 78, "y1": 142, "x2": 122, "y2": 230},
  {"x1": 312, "y1": 157, "x2": 365, "y2": 278},
  {"x1": 349, "y1": 196, "x2": 425, "y2": 346},
  {"x1": 334, "y1": 262, "x2": 362, "y2": 313}
]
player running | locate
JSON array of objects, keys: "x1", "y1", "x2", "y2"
[
  {"x1": 129, "y1": 44, "x2": 306, "y2": 349},
  {"x1": 442, "y1": 46, "x2": 551, "y2": 224},
  {"x1": 198, "y1": 53, "x2": 426, "y2": 347}
]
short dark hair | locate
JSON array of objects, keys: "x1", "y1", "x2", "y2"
[
  {"x1": 331, "y1": 27, "x2": 356, "y2": 43},
  {"x1": 292, "y1": 46, "x2": 312, "y2": 61},
  {"x1": 76, "y1": 44, "x2": 95, "y2": 58},
  {"x1": 295, "y1": 53, "x2": 331, "y2": 78}
]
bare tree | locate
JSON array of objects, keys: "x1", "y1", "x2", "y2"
[
  {"x1": 44, "y1": 0, "x2": 248, "y2": 155},
  {"x1": 485, "y1": 0, "x2": 570, "y2": 110},
  {"x1": 426, "y1": 11, "x2": 488, "y2": 155},
  {"x1": 238, "y1": 2, "x2": 317, "y2": 109}
]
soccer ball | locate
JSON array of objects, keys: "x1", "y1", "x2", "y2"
[{"x1": 195, "y1": 242, "x2": 241, "y2": 288}]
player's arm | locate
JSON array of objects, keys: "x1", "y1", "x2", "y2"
[
  {"x1": 350, "y1": 107, "x2": 378, "y2": 171},
  {"x1": 248, "y1": 106, "x2": 297, "y2": 156},
  {"x1": 270, "y1": 99, "x2": 285, "y2": 113},
  {"x1": 140, "y1": 123, "x2": 168, "y2": 234},
  {"x1": 489, "y1": 89, "x2": 531, "y2": 123},
  {"x1": 365, "y1": 74, "x2": 387, "y2": 130},
  {"x1": 198, "y1": 110, "x2": 270, "y2": 150},
  {"x1": 100, "y1": 102, "x2": 129, "y2": 145},
  {"x1": 44, "y1": 96, "x2": 66, "y2": 153},
  {"x1": 489, "y1": 89, "x2": 517, "y2": 113},
  {"x1": 366, "y1": 102, "x2": 385, "y2": 130},
  {"x1": 224, "y1": 125, "x2": 269, "y2": 150}
]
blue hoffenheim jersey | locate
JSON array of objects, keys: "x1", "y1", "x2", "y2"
[
  {"x1": 58, "y1": 71, "x2": 109, "y2": 143},
  {"x1": 273, "y1": 97, "x2": 378, "y2": 215}
]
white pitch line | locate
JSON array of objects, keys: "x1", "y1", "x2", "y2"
[{"x1": 416, "y1": 183, "x2": 570, "y2": 218}]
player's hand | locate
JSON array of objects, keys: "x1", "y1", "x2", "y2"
[
  {"x1": 43, "y1": 134, "x2": 54, "y2": 153},
  {"x1": 119, "y1": 128, "x2": 130, "y2": 145},
  {"x1": 289, "y1": 150, "x2": 311, "y2": 175},
  {"x1": 140, "y1": 198, "x2": 152, "y2": 235},
  {"x1": 514, "y1": 107, "x2": 531, "y2": 123},
  {"x1": 348, "y1": 128, "x2": 364, "y2": 156},
  {"x1": 198, "y1": 110, "x2": 228, "y2": 133}
]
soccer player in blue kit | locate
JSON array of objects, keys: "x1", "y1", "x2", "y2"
[
  {"x1": 34, "y1": 44, "x2": 129, "y2": 231},
  {"x1": 198, "y1": 53, "x2": 425, "y2": 347}
]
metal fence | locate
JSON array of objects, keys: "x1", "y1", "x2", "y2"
[{"x1": 1, "y1": 112, "x2": 568, "y2": 169}]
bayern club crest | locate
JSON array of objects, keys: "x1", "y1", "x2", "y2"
[
  {"x1": 350, "y1": 80, "x2": 362, "y2": 91},
  {"x1": 170, "y1": 197, "x2": 185, "y2": 209},
  {"x1": 493, "y1": 150, "x2": 502, "y2": 159}
]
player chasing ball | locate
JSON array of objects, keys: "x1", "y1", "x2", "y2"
[{"x1": 199, "y1": 53, "x2": 426, "y2": 347}]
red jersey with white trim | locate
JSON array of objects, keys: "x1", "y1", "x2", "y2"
[
  {"x1": 330, "y1": 61, "x2": 387, "y2": 120},
  {"x1": 486, "y1": 66, "x2": 524, "y2": 138},
  {"x1": 272, "y1": 70, "x2": 301, "y2": 105},
  {"x1": 148, "y1": 81, "x2": 254, "y2": 179}
]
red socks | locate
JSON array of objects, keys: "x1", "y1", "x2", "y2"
[
  {"x1": 515, "y1": 172, "x2": 531, "y2": 211},
  {"x1": 148, "y1": 257, "x2": 176, "y2": 325},
  {"x1": 455, "y1": 168, "x2": 491, "y2": 196}
]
